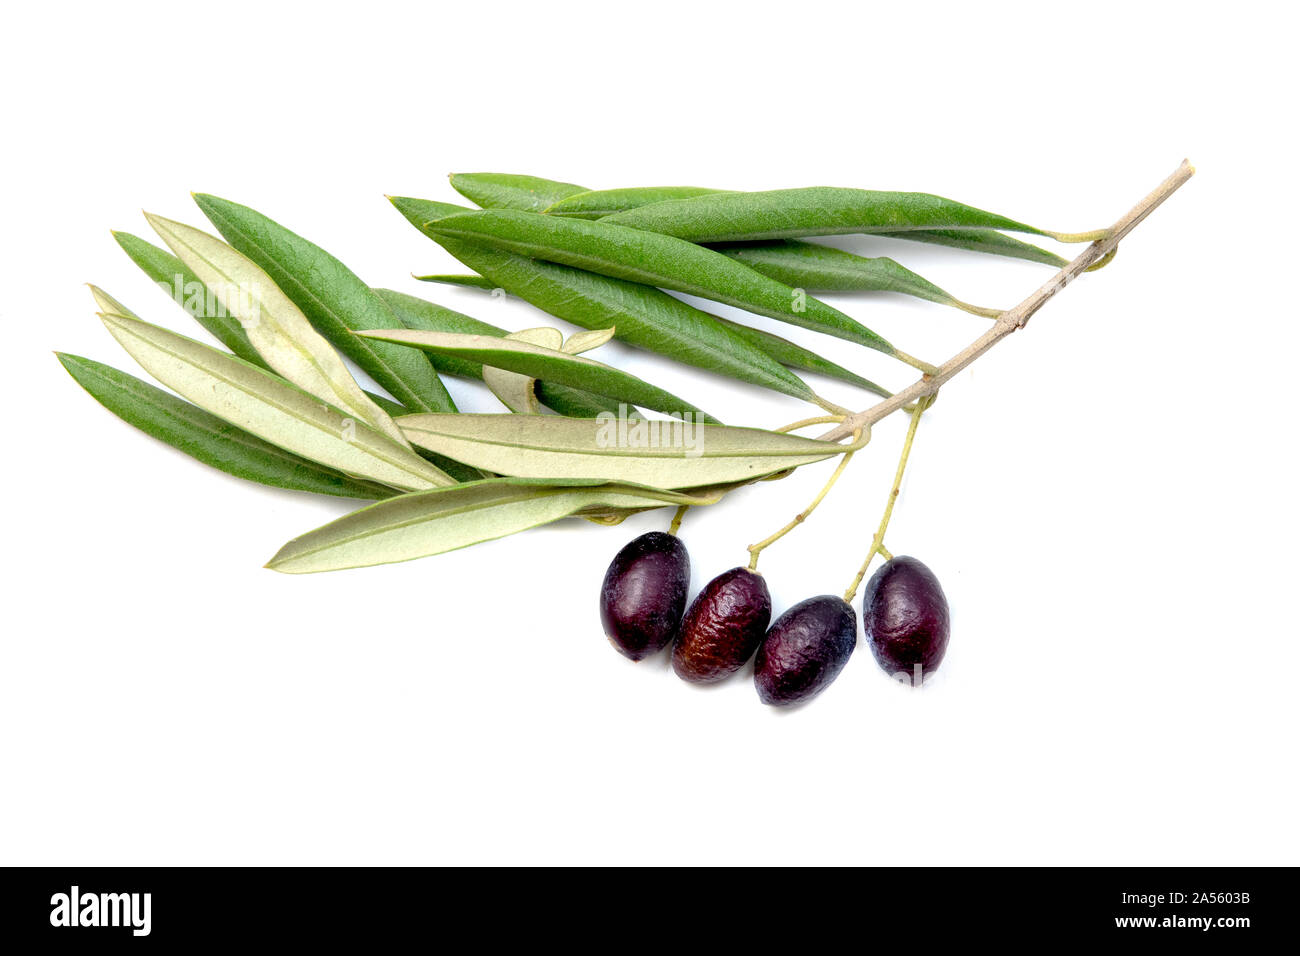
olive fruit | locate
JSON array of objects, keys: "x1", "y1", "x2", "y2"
[
  {"x1": 862, "y1": 555, "x2": 950, "y2": 681},
  {"x1": 599, "y1": 532, "x2": 691, "y2": 661},
  {"x1": 754, "y1": 595, "x2": 857, "y2": 706},
  {"x1": 672, "y1": 567, "x2": 771, "y2": 683}
]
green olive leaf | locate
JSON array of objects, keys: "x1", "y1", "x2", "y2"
[
  {"x1": 408, "y1": 273, "x2": 499, "y2": 291},
  {"x1": 417, "y1": 208, "x2": 927, "y2": 368},
  {"x1": 356, "y1": 329, "x2": 719, "y2": 424},
  {"x1": 600, "y1": 186, "x2": 1088, "y2": 243},
  {"x1": 464, "y1": 176, "x2": 1070, "y2": 266},
  {"x1": 708, "y1": 316, "x2": 892, "y2": 399},
  {"x1": 544, "y1": 186, "x2": 724, "y2": 218},
  {"x1": 715, "y1": 241, "x2": 1001, "y2": 317},
  {"x1": 143, "y1": 214, "x2": 410, "y2": 447},
  {"x1": 449, "y1": 172, "x2": 589, "y2": 212},
  {"x1": 482, "y1": 327, "x2": 562, "y2": 414},
  {"x1": 876, "y1": 228, "x2": 1069, "y2": 267},
  {"x1": 96, "y1": 308, "x2": 455, "y2": 492},
  {"x1": 266, "y1": 476, "x2": 721, "y2": 574},
  {"x1": 192, "y1": 193, "x2": 457, "y2": 414},
  {"x1": 58, "y1": 353, "x2": 392, "y2": 499},
  {"x1": 390, "y1": 196, "x2": 817, "y2": 401},
  {"x1": 393, "y1": 413, "x2": 844, "y2": 488}
]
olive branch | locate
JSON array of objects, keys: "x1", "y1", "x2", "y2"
[{"x1": 61, "y1": 162, "x2": 1197, "y2": 703}]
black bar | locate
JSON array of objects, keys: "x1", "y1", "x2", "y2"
[{"x1": 0, "y1": 866, "x2": 1287, "y2": 945}]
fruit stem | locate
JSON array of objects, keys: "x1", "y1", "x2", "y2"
[
  {"x1": 1085, "y1": 247, "x2": 1118, "y2": 273},
  {"x1": 668, "y1": 504, "x2": 689, "y2": 536},
  {"x1": 819, "y1": 159, "x2": 1196, "y2": 444},
  {"x1": 747, "y1": 429, "x2": 863, "y2": 571},
  {"x1": 842, "y1": 395, "x2": 932, "y2": 602}
]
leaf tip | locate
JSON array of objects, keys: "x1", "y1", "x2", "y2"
[
  {"x1": 141, "y1": 210, "x2": 169, "y2": 233},
  {"x1": 264, "y1": 549, "x2": 305, "y2": 574}
]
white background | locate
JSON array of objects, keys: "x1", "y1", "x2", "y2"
[{"x1": 2, "y1": 1, "x2": 1296, "y2": 865}]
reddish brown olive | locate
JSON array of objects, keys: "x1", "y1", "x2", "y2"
[
  {"x1": 599, "y1": 532, "x2": 691, "y2": 661},
  {"x1": 754, "y1": 595, "x2": 857, "y2": 706},
  {"x1": 863, "y1": 555, "x2": 950, "y2": 682},
  {"x1": 672, "y1": 567, "x2": 771, "y2": 683}
]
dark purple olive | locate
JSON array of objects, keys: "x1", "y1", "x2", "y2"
[
  {"x1": 672, "y1": 567, "x2": 771, "y2": 683},
  {"x1": 599, "y1": 532, "x2": 690, "y2": 661},
  {"x1": 754, "y1": 595, "x2": 857, "y2": 706},
  {"x1": 863, "y1": 555, "x2": 950, "y2": 682}
]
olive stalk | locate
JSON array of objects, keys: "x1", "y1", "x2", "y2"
[
  {"x1": 668, "y1": 504, "x2": 689, "y2": 536},
  {"x1": 746, "y1": 428, "x2": 865, "y2": 571},
  {"x1": 843, "y1": 394, "x2": 933, "y2": 602},
  {"x1": 819, "y1": 160, "x2": 1196, "y2": 443}
]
